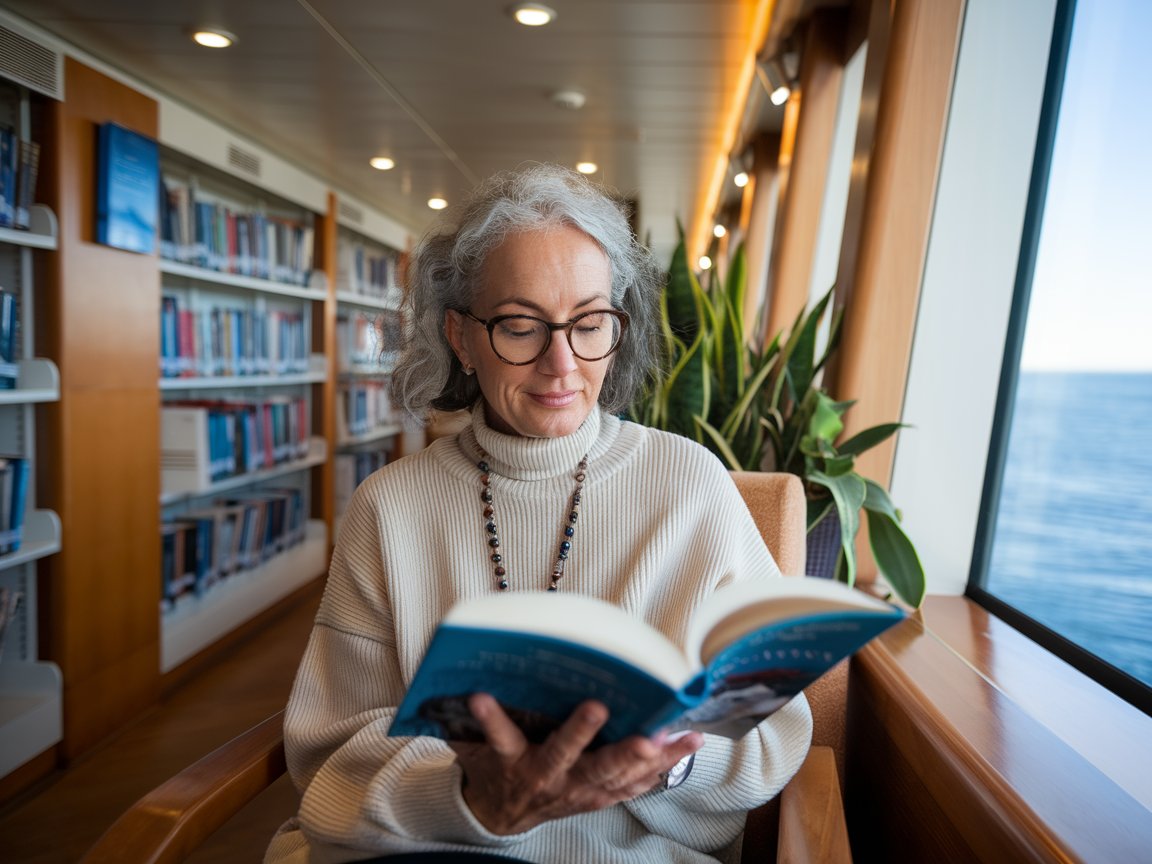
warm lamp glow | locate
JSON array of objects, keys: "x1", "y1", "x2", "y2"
[
  {"x1": 576, "y1": 162, "x2": 598, "y2": 175},
  {"x1": 191, "y1": 29, "x2": 235, "y2": 48},
  {"x1": 699, "y1": 256, "x2": 713, "y2": 271},
  {"x1": 511, "y1": 3, "x2": 557, "y2": 26},
  {"x1": 713, "y1": 224, "x2": 727, "y2": 238},
  {"x1": 733, "y1": 171, "x2": 749, "y2": 188},
  {"x1": 428, "y1": 197, "x2": 448, "y2": 210},
  {"x1": 369, "y1": 156, "x2": 396, "y2": 171}
]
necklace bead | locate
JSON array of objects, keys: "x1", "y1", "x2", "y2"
[{"x1": 477, "y1": 451, "x2": 588, "y2": 592}]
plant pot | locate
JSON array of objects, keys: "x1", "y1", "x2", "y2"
[{"x1": 805, "y1": 506, "x2": 841, "y2": 580}]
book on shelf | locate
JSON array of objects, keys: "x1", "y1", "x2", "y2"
[
  {"x1": 390, "y1": 577, "x2": 905, "y2": 746},
  {"x1": 0, "y1": 291, "x2": 17, "y2": 390},
  {"x1": 0, "y1": 456, "x2": 29, "y2": 556},
  {"x1": 0, "y1": 126, "x2": 41, "y2": 230},
  {"x1": 159, "y1": 173, "x2": 315, "y2": 284},
  {"x1": 95, "y1": 122, "x2": 160, "y2": 254}
]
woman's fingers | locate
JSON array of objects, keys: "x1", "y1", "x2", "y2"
[{"x1": 466, "y1": 693, "x2": 528, "y2": 758}]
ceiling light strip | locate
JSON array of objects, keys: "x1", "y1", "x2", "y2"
[
  {"x1": 691, "y1": 0, "x2": 775, "y2": 260},
  {"x1": 295, "y1": 0, "x2": 479, "y2": 186}
]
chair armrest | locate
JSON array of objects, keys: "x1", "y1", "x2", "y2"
[
  {"x1": 776, "y1": 745, "x2": 852, "y2": 864},
  {"x1": 81, "y1": 710, "x2": 288, "y2": 864}
]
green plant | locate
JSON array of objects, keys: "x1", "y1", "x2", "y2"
[{"x1": 630, "y1": 229, "x2": 926, "y2": 608}]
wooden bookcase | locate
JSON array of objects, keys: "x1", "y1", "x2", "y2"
[
  {"x1": 330, "y1": 194, "x2": 410, "y2": 536},
  {"x1": 0, "y1": 56, "x2": 418, "y2": 794},
  {"x1": 0, "y1": 78, "x2": 63, "y2": 782},
  {"x1": 155, "y1": 146, "x2": 331, "y2": 673}
]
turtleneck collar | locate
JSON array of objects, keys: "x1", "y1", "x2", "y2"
[{"x1": 461, "y1": 401, "x2": 603, "y2": 482}]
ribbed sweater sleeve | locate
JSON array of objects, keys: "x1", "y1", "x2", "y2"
[{"x1": 266, "y1": 411, "x2": 813, "y2": 864}]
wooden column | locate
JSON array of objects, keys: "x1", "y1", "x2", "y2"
[
  {"x1": 310, "y1": 192, "x2": 338, "y2": 541},
  {"x1": 831, "y1": 0, "x2": 966, "y2": 577},
  {"x1": 36, "y1": 59, "x2": 161, "y2": 759},
  {"x1": 743, "y1": 134, "x2": 782, "y2": 343},
  {"x1": 762, "y1": 11, "x2": 849, "y2": 342}
]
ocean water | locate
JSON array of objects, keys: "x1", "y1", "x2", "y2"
[{"x1": 986, "y1": 371, "x2": 1152, "y2": 688}]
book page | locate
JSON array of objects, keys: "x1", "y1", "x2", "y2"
[{"x1": 443, "y1": 592, "x2": 693, "y2": 689}]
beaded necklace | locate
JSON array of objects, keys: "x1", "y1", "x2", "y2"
[{"x1": 477, "y1": 451, "x2": 588, "y2": 591}]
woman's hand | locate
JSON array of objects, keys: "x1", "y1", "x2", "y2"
[{"x1": 449, "y1": 693, "x2": 704, "y2": 835}]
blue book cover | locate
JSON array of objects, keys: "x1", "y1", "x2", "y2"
[
  {"x1": 1, "y1": 457, "x2": 28, "y2": 555},
  {"x1": 96, "y1": 122, "x2": 160, "y2": 254},
  {"x1": 389, "y1": 579, "x2": 905, "y2": 745}
]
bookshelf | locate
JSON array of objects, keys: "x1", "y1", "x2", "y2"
[
  {"x1": 331, "y1": 201, "x2": 408, "y2": 533},
  {"x1": 156, "y1": 146, "x2": 333, "y2": 673},
  {"x1": 0, "y1": 79, "x2": 63, "y2": 780}
]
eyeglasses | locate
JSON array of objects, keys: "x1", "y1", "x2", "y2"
[{"x1": 461, "y1": 309, "x2": 630, "y2": 365}]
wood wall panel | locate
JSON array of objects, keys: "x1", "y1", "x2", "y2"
[
  {"x1": 310, "y1": 192, "x2": 338, "y2": 537},
  {"x1": 38, "y1": 58, "x2": 160, "y2": 760},
  {"x1": 845, "y1": 606, "x2": 1152, "y2": 861},
  {"x1": 832, "y1": 0, "x2": 965, "y2": 484}
]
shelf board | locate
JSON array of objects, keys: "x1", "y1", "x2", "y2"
[
  {"x1": 0, "y1": 206, "x2": 58, "y2": 250},
  {"x1": 0, "y1": 511, "x2": 62, "y2": 574},
  {"x1": 160, "y1": 363, "x2": 328, "y2": 391},
  {"x1": 160, "y1": 519, "x2": 328, "y2": 672},
  {"x1": 0, "y1": 661, "x2": 63, "y2": 779},
  {"x1": 0, "y1": 359, "x2": 61, "y2": 405},
  {"x1": 160, "y1": 259, "x2": 328, "y2": 301},
  {"x1": 335, "y1": 290, "x2": 402, "y2": 312},
  {"x1": 160, "y1": 437, "x2": 328, "y2": 505},
  {"x1": 337, "y1": 423, "x2": 403, "y2": 448}
]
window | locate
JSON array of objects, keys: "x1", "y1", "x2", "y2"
[{"x1": 968, "y1": 0, "x2": 1152, "y2": 715}]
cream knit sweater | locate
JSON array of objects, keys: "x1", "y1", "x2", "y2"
[{"x1": 266, "y1": 406, "x2": 813, "y2": 864}]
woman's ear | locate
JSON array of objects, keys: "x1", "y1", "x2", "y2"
[{"x1": 444, "y1": 309, "x2": 472, "y2": 372}]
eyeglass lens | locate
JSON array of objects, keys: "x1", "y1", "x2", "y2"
[{"x1": 490, "y1": 312, "x2": 624, "y2": 363}]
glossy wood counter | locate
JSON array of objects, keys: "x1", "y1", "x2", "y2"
[{"x1": 844, "y1": 595, "x2": 1152, "y2": 862}]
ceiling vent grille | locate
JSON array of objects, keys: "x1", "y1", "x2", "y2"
[
  {"x1": 227, "y1": 143, "x2": 261, "y2": 178},
  {"x1": 338, "y1": 201, "x2": 364, "y2": 225},
  {"x1": 0, "y1": 20, "x2": 64, "y2": 100}
]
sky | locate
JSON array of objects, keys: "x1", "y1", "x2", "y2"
[{"x1": 1020, "y1": 0, "x2": 1152, "y2": 372}]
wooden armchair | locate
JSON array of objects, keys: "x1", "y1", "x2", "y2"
[{"x1": 83, "y1": 472, "x2": 850, "y2": 864}]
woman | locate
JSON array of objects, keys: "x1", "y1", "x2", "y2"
[{"x1": 267, "y1": 165, "x2": 812, "y2": 863}]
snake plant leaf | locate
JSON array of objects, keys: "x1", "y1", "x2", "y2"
[
  {"x1": 696, "y1": 415, "x2": 745, "y2": 470},
  {"x1": 720, "y1": 348, "x2": 779, "y2": 439},
  {"x1": 663, "y1": 329, "x2": 710, "y2": 440},
  {"x1": 807, "y1": 469, "x2": 866, "y2": 587},
  {"x1": 665, "y1": 234, "x2": 703, "y2": 343},
  {"x1": 783, "y1": 287, "x2": 833, "y2": 403},
  {"x1": 867, "y1": 508, "x2": 926, "y2": 607},
  {"x1": 806, "y1": 496, "x2": 835, "y2": 531},
  {"x1": 839, "y1": 422, "x2": 906, "y2": 457},
  {"x1": 814, "y1": 299, "x2": 844, "y2": 374}
]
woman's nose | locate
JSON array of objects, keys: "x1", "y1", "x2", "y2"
[{"x1": 535, "y1": 329, "x2": 579, "y2": 375}]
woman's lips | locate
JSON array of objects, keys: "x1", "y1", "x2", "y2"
[{"x1": 530, "y1": 390, "x2": 577, "y2": 407}]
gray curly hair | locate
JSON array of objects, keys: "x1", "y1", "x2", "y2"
[{"x1": 391, "y1": 163, "x2": 664, "y2": 416}]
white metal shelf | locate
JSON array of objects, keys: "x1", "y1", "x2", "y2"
[
  {"x1": 0, "y1": 205, "x2": 58, "y2": 251},
  {"x1": 160, "y1": 519, "x2": 328, "y2": 672},
  {"x1": 0, "y1": 660, "x2": 63, "y2": 778},
  {"x1": 159, "y1": 354, "x2": 328, "y2": 391},
  {"x1": 160, "y1": 437, "x2": 328, "y2": 505},
  {"x1": 0, "y1": 359, "x2": 61, "y2": 405},
  {"x1": 335, "y1": 290, "x2": 402, "y2": 312},
  {"x1": 0, "y1": 511, "x2": 62, "y2": 574},
  {"x1": 337, "y1": 423, "x2": 403, "y2": 449},
  {"x1": 160, "y1": 259, "x2": 328, "y2": 301}
]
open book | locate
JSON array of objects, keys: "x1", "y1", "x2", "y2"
[{"x1": 389, "y1": 577, "x2": 904, "y2": 744}]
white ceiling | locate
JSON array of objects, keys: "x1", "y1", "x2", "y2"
[{"x1": 1, "y1": 0, "x2": 791, "y2": 257}]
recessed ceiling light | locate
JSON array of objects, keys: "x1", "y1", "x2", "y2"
[
  {"x1": 770, "y1": 85, "x2": 791, "y2": 106},
  {"x1": 576, "y1": 162, "x2": 598, "y2": 175},
  {"x1": 733, "y1": 171, "x2": 749, "y2": 188},
  {"x1": 699, "y1": 256, "x2": 713, "y2": 271},
  {"x1": 713, "y1": 224, "x2": 727, "y2": 238},
  {"x1": 510, "y1": 3, "x2": 557, "y2": 26},
  {"x1": 191, "y1": 28, "x2": 236, "y2": 48},
  {"x1": 428, "y1": 197, "x2": 448, "y2": 210},
  {"x1": 369, "y1": 156, "x2": 395, "y2": 171}
]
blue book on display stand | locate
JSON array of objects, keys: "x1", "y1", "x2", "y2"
[{"x1": 96, "y1": 122, "x2": 160, "y2": 254}]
